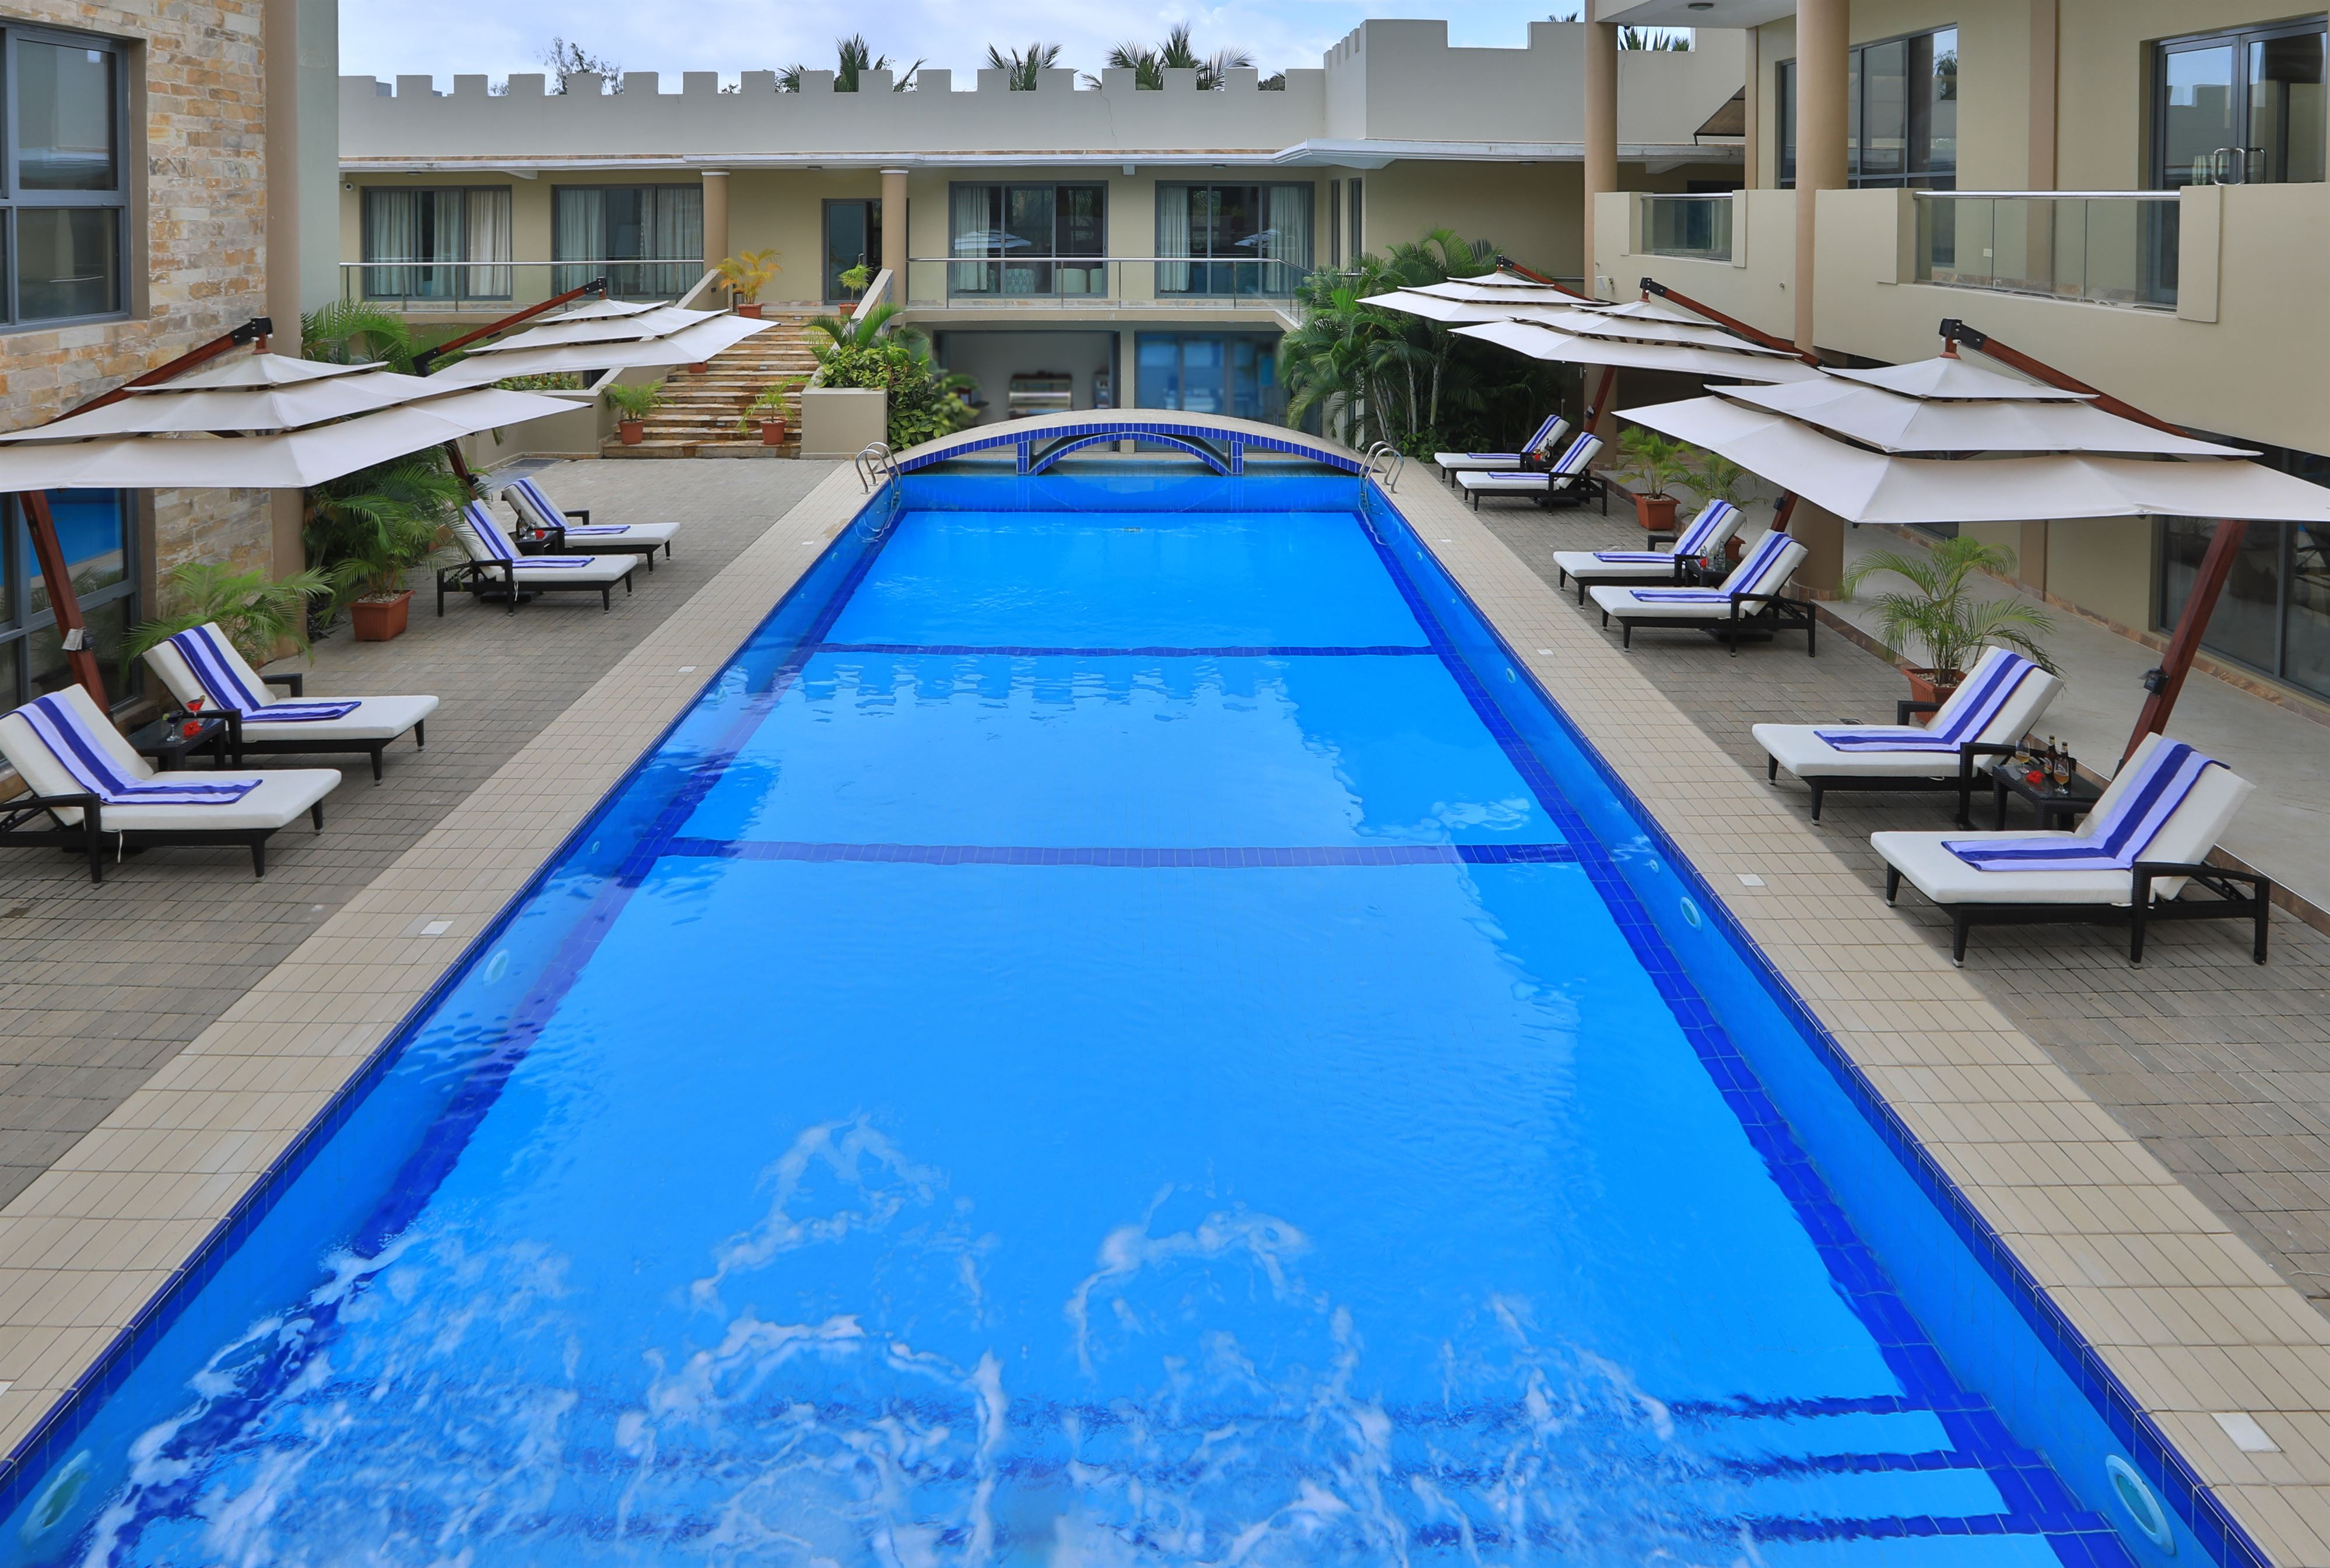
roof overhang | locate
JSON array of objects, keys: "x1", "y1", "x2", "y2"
[
  {"x1": 1592, "y1": 0, "x2": 1796, "y2": 26},
  {"x1": 341, "y1": 140, "x2": 1741, "y2": 176}
]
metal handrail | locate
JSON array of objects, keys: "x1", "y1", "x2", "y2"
[
  {"x1": 854, "y1": 441, "x2": 897, "y2": 493},
  {"x1": 1362, "y1": 441, "x2": 1405, "y2": 493},
  {"x1": 1911, "y1": 190, "x2": 2179, "y2": 200}
]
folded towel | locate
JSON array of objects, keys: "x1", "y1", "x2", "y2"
[
  {"x1": 16, "y1": 694, "x2": 258, "y2": 805},
  {"x1": 1944, "y1": 741, "x2": 2214, "y2": 872}
]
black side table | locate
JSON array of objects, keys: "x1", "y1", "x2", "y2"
[
  {"x1": 125, "y1": 713, "x2": 231, "y2": 770},
  {"x1": 1989, "y1": 760, "x2": 2103, "y2": 830}
]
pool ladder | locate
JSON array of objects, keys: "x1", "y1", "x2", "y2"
[
  {"x1": 853, "y1": 441, "x2": 899, "y2": 493},
  {"x1": 1362, "y1": 442, "x2": 1405, "y2": 493}
]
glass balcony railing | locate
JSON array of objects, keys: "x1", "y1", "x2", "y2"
[
  {"x1": 1913, "y1": 192, "x2": 2181, "y2": 310},
  {"x1": 1638, "y1": 193, "x2": 1734, "y2": 262},
  {"x1": 904, "y1": 257, "x2": 1310, "y2": 308},
  {"x1": 343, "y1": 259, "x2": 707, "y2": 310}
]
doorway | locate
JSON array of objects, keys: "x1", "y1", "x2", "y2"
[
  {"x1": 822, "y1": 199, "x2": 884, "y2": 303},
  {"x1": 2153, "y1": 19, "x2": 2327, "y2": 188}
]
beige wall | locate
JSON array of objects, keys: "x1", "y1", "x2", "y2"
[{"x1": 1596, "y1": 187, "x2": 1798, "y2": 337}]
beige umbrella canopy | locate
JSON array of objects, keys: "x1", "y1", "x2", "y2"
[
  {"x1": 424, "y1": 300, "x2": 777, "y2": 385},
  {"x1": 0, "y1": 354, "x2": 582, "y2": 489},
  {"x1": 1452, "y1": 315, "x2": 1827, "y2": 385},
  {"x1": 1619, "y1": 348, "x2": 2330, "y2": 750}
]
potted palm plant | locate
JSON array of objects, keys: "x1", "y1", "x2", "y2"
[
  {"x1": 124, "y1": 561, "x2": 338, "y2": 678},
  {"x1": 605, "y1": 380, "x2": 665, "y2": 445},
  {"x1": 1615, "y1": 426, "x2": 1694, "y2": 534},
  {"x1": 716, "y1": 249, "x2": 782, "y2": 318},
  {"x1": 301, "y1": 457, "x2": 465, "y2": 643},
  {"x1": 738, "y1": 381, "x2": 802, "y2": 446},
  {"x1": 838, "y1": 262, "x2": 873, "y2": 301},
  {"x1": 1841, "y1": 535, "x2": 2058, "y2": 707},
  {"x1": 1688, "y1": 449, "x2": 1754, "y2": 564}
]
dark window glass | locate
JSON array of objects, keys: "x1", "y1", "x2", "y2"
[
  {"x1": 17, "y1": 41, "x2": 117, "y2": 191},
  {"x1": 3, "y1": 27, "x2": 131, "y2": 327},
  {"x1": 552, "y1": 185, "x2": 702, "y2": 298},
  {"x1": 1777, "y1": 27, "x2": 1956, "y2": 192},
  {"x1": 2, "y1": 490, "x2": 135, "y2": 708},
  {"x1": 1157, "y1": 184, "x2": 1313, "y2": 296},
  {"x1": 944, "y1": 184, "x2": 1106, "y2": 296},
  {"x1": 1134, "y1": 332, "x2": 1283, "y2": 421},
  {"x1": 2157, "y1": 442, "x2": 2330, "y2": 701},
  {"x1": 1777, "y1": 59, "x2": 1797, "y2": 187},
  {"x1": 2154, "y1": 20, "x2": 2327, "y2": 188}
]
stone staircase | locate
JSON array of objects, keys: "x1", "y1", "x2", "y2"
[{"x1": 602, "y1": 308, "x2": 824, "y2": 458}]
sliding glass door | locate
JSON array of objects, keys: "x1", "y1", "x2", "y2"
[
  {"x1": 2154, "y1": 19, "x2": 2327, "y2": 187},
  {"x1": 1155, "y1": 184, "x2": 1313, "y2": 296},
  {"x1": 946, "y1": 184, "x2": 1104, "y2": 298},
  {"x1": 362, "y1": 187, "x2": 513, "y2": 301},
  {"x1": 553, "y1": 185, "x2": 702, "y2": 299}
]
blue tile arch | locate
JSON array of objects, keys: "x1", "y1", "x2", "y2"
[{"x1": 895, "y1": 416, "x2": 1369, "y2": 476}]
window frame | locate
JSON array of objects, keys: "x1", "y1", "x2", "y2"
[
  {"x1": 359, "y1": 185, "x2": 515, "y2": 303},
  {"x1": 550, "y1": 183, "x2": 704, "y2": 300},
  {"x1": 1, "y1": 22, "x2": 133, "y2": 331},
  {"x1": 942, "y1": 181, "x2": 1110, "y2": 299},
  {"x1": 0, "y1": 489, "x2": 139, "y2": 709},
  {"x1": 1774, "y1": 24, "x2": 1958, "y2": 192},
  {"x1": 2150, "y1": 16, "x2": 2328, "y2": 188},
  {"x1": 1153, "y1": 181, "x2": 1316, "y2": 297}
]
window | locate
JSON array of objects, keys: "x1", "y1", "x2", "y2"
[
  {"x1": 2159, "y1": 444, "x2": 2330, "y2": 700},
  {"x1": 362, "y1": 187, "x2": 514, "y2": 303},
  {"x1": 1348, "y1": 177, "x2": 1364, "y2": 259},
  {"x1": 1, "y1": 490, "x2": 136, "y2": 708},
  {"x1": 552, "y1": 185, "x2": 703, "y2": 299},
  {"x1": 1, "y1": 26, "x2": 129, "y2": 327},
  {"x1": 1155, "y1": 184, "x2": 1314, "y2": 296},
  {"x1": 2153, "y1": 19, "x2": 2326, "y2": 188},
  {"x1": 1775, "y1": 27, "x2": 1957, "y2": 190},
  {"x1": 946, "y1": 183, "x2": 1106, "y2": 297},
  {"x1": 1328, "y1": 182, "x2": 1343, "y2": 268},
  {"x1": 1134, "y1": 332, "x2": 1282, "y2": 421}
]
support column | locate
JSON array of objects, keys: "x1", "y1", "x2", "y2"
[
  {"x1": 701, "y1": 170, "x2": 731, "y2": 279},
  {"x1": 263, "y1": 0, "x2": 306, "y2": 578},
  {"x1": 880, "y1": 167, "x2": 909, "y2": 306},
  {"x1": 1582, "y1": 18, "x2": 1619, "y2": 297},
  {"x1": 1793, "y1": 0, "x2": 1848, "y2": 353},
  {"x1": 1785, "y1": 499, "x2": 1846, "y2": 601}
]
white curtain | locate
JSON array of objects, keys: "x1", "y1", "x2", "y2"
[
  {"x1": 641, "y1": 186, "x2": 703, "y2": 295},
  {"x1": 363, "y1": 189, "x2": 418, "y2": 298},
  {"x1": 950, "y1": 184, "x2": 990, "y2": 293},
  {"x1": 1157, "y1": 187, "x2": 1191, "y2": 294},
  {"x1": 465, "y1": 188, "x2": 513, "y2": 299},
  {"x1": 553, "y1": 187, "x2": 603, "y2": 294},
  {"x1": 1265, "y1": 185, "x2": 1311, "y2": 296}
]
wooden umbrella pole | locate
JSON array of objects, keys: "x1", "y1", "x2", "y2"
[
  {"x1": 412, "y1": 276, "x2": 609, "y2": 376},
  {"x1": 1768, "y1": 492, "x2": 1799, "y2": 535},
  {"x1": 1638, "y1": 278, "x2": 1822, "y2": 366},
  {"x1": 22, "y1": 491, "x2": 106, "y2": 708},
  {"x1": 2126, "y1": 517, "x2": 2245, "y2": 762},
  {"x1": 1586, "y1": 365, "x2": 1619, "y2": 439},
  {"x1": 1491, "y1": 254, "x2": 1593, "y2": 300}
]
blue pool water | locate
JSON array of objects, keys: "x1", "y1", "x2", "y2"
[{"x1": 2, "y1": 473, "x2": 2232, "y2": 1566}]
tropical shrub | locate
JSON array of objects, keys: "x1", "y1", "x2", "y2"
[
  {"x1": 124, "y1": 562, "x2": 338, "y2": 675},
  {"x1": 715, "y1": 249, "x2": 783, "y2": 306},
  {"x1": 1841, "y1": 535, "x2": 2058, "y2": 677},
  {"x1": 807, "y1": 309, "x2": 977, "y2": 449},
  {"x1": 1615, "y1": 427, "x2": 1695, "y2": 499},
  {"x1": 306, "y1": 455, "x2": 466, "y2": 604}
]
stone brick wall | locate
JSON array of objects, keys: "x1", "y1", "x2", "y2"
[{"x1": 0, "y1": 2, "x2": 274, "y2": 588}]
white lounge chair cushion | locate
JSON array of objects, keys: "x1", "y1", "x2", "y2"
[
  {"x1": 1753, "y1": 658, "x2": 2062, "y2": 780},
  {"x1": 499, "y1": 557, "x2": 637, "y2": 586},
  {"x1": 141, "y1": 640, "x2": 440, "y2": 741},
  {"x1": 454, "y1": 509, "x2": 638, "y2": 584},
  {"x1": 1551, "y1": 549, "x2": 1686, "y2": 584},
  {"x1": 1436, "y1": 454, "x2": 1542, "y2": 472},
  {"x1": 1872, "y1": 752, "x2": 2252, "y2": 906},
  {"x1": 0, "y1": 692, "x2": 340, "y2": 830},
  {"x1": 1458, "y1": 471, "x2": 1585, "y2": 493},
  {"x1": 501, "y1": 479, "x2": 682, "y2": 548},
  {"x1": 542, "y1": 520, "x2": 679, "y2": 550},
  {"x1": 1591, "y1": 534, "x2": 1807, "y2": 619}
]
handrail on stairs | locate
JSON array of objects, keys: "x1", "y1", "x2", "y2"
[{"x1": 854, "y1": 441, "x2": 899, "y2": 493}]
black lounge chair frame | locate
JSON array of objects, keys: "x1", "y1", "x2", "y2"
[
  {"x1": 1600, "y1": 586, "x2": 1817, "y2": 657},
  {"x1": 198, "y1": 675, "x2": 424, "y2": 784},
  {"x1": 1885, "y1": 860, "x2": 2273, "y2": 966},
  {"x1": 1768, "y1": 707, "x2": 2015, "y2": 825},
  {"x1": 1465, "y1": 471, "x2": 1609, "y2": 515},
  {"x1": 0, "y1": 790, "x2": 325, "y2": 882},
  {"x1": 437, "y1": 556, "x2": 636, "y2": 615}
]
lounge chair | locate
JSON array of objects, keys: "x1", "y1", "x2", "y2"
[
  {"x1": 1872, "y1": 732, "x2": 2269, "y2": 966},
  {"x1": 1751, "y1": 646, "x2": 2063, "y2": 822},
  {"x1": 1588, "y1": 529, "x2": 1815, "y2": 654},
  {"x1": 500, "y1": 475, "x2": 679, "y2": 569},
  {"x1": 439, "y1": 502, "x2": 638, "y2": 616},
  {"x1": 1455, "y1": 433, "x2": 1606, "y2": 512},
  {"x1": 1550, "y1": 500, "x2": 1745, "y2": 604},
  {"x1": 1433, "y1": 416, "x2": 1570, "y2": 486},
  {"x1": 141, "y1": 622, "x2": 439, "y2": 783},
  {"x1": 0, "y1": 686, "x2": 339, "y2": 881}
]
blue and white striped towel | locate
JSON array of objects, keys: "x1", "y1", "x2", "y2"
[
  {"x1": 1591, "y1": 500, "x2": 1738, "y2": 564},
  {"x1": 167, "y1": 626, "x2": 358, "y2": 723},
  {"x1": 15, "y1": 694, "x2": 258, "y2": 805},
  {"x1": 1627, "y1": 530, "x2": 1794, "y2": 603},
  {"x1": 1813, "y1": 653, "x2": 2038, "y2": 753},
  {"x1": 1943, "y1": 741, "x2": 2216, "y2": 872},
  {"x1": 464, "y1": 503, "x2": 600, "y2": 569}
]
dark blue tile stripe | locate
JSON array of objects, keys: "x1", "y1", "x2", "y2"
[
  {"x1": 655, "y1": 839, "x2": 1580, "y2": 869},
  {"x1": 1353, "y1": 485, "x2": 2262, "y2": 1568},
  {"x1": 809, "y1": 641, "x2": 1437, "y2": 659}
]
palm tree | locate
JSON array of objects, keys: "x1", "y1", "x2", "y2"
[
  {"x1": 984, "y1": 41, "x2": 1062, "y2": 90},
  {"x1": 300, "y1": 301, "x2": 422, "y2": 374},
  {"x1": 1618, "y1": 24, "x2": 1692, "y2": 49},
  {"x1": 1085, "y1": 25, "x2": 1256, "y2": 90},
  {"x1": 779, "y1": 34, "x2": 921, "y2": 92}
]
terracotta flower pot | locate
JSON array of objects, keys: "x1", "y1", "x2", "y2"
[
  {"x1": 760, "y1": 418, "x2": 789, "y2": 447},
  {"x1": 1633, "y1": 492, "x2": 1679, "y2": 534},
  {"x1": 619, "y1": 418, "x2": 645, "y2": 446},
  {"x1": 350, "y1": 589, "x2": 412, "y2": 643},
  {"x1": 1904, "y1": 667, "x2": 1964, "y2": 714},
  {"x1": 736, "y1": 303, "x2": 764, "y2": 320}
]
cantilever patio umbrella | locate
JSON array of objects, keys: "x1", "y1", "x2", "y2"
[
  {"x1": 422, "y1": 299, "x2": 777, "y2": 386},
  {"x1": 1620, "y1": 346, "x2": 2330, "y2": 753},
  {"x1": 0, "y1": 348, "x2": 580, "y2": 707}
]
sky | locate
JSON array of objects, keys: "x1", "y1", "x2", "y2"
[{"x1": 336, "y1": 1, "x2": 1582, "y2": 89}]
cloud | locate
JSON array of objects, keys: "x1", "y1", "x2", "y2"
[{"x1": 338, "y1": 0, "x2": 1563, "y2": 87}]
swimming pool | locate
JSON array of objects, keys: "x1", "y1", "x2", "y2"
[{"x1": 1, "y1": 469, "x2": 2247, "y2": 1566}]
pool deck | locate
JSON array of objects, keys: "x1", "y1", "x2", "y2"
[{"x1": 2, "y1": 454, "x2": 2329, "y2": 1563}]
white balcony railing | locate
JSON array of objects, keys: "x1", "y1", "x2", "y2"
[
  {"x1": 1913, "y1": 191, "x2": 2182, "y2": 311},
  {"x1": 342, "y1": 258, "x2": 708, "y2": 311}
]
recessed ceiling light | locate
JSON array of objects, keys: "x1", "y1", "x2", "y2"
[{"x1": 1689, "y1": 2, "x2": 1715, "y2": 9}]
